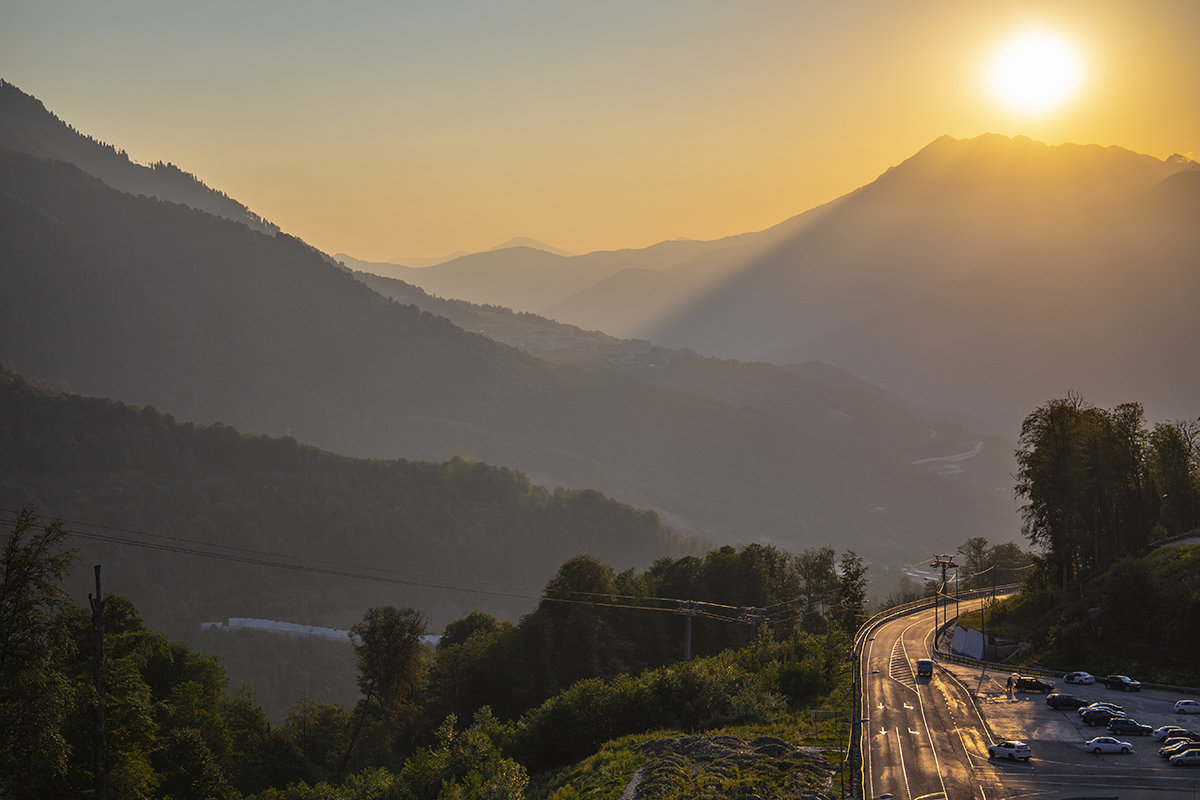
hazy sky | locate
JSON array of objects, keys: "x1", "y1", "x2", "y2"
[{"x1": 3, "y1": 1, "x2": 1198, "y2": 262}]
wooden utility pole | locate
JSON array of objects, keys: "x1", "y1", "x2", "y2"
[
  {"x1": 89, "y1": 565, "x2": 107, "y2": 798},
  {"x1": 675, "y1": 601, "x2": 699, "y2": 661}
]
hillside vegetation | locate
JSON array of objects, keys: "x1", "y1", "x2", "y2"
[
  {"x1": 2, "y1": 507, "x2": 856, "y2": 799},
  {"x1": 0, "y1": 367, "x2": 693, "y2": 714},
  {"x1": 962, "y1": 542, "x2": 1200, "y2": 686}
]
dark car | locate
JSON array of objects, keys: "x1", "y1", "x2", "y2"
[
  {"x1": 1108, "y1": 718, "x2": 1153, "y2": 736},
  {"x1": 1081, "y1": 707, "x2": 1124, "y2": 726},
  {"x1": 1161, "y1": 740, "x2": 1200, "y2": 759},
  {"x1": 1014, "y1": 676, "x2": 1055, "y2": 693},
  {"x1": 1105, "y1": 674, "x2": 1142, "y2": 692},
  {"x1": 1047, "y1": 693, "x2": 1090, "y2": 710}
]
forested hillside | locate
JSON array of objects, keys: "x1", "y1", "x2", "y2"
[
  {"x1": 0, "y1": 367, "x2": 690, "y2": 632},
  {"x1": 353, "y1": 269, "x2": 1014, "y2": 481}
]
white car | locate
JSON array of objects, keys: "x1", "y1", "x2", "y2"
[
  {"x1": 1176, "y1": 699, "x2": 1200, "y2": 715},
  {"x1": 1171, "y1": 750, "x2": 1200, "y2": 766},
  {"x1": 1154, "y1": 725, "x2": 1192, "y2": 741},
  {"x1": 988, "y1": 740, "x2": 1032, "y2": 761},
  {"x1": 1084, "y1": 736, "x2": 1132, "y2": 754},
  {"x1": 1064, "y1": 671, "x2": 1095, "y2": 685}
]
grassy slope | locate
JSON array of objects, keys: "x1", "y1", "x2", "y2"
[{"x1": 527, "y1": 695, "x2": 851, "y2": 800}]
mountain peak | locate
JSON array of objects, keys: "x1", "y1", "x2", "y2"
[{"x1": 489, "y1": 237, "x2": 574, "y2": 257}]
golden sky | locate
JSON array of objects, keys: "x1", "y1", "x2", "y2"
[{"x1": 3, "y1": 0, "x2": 1197, "y2": 261}]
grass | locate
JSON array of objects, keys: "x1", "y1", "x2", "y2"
[{"x1": 526, "y1": 712, "x2": 851, "y2": 800}]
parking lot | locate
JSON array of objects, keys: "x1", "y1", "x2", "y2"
[{"x1": 937, "y1": 660, "x2": 1200, "y2": 797}]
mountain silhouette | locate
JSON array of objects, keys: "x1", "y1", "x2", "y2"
[
  {"x1": 0, "y1": 143, "x2": 1015, "y2": 576},
  {"x1": 0, "y1": 79, "x2": 278, "y2": 235},
  {"x1": 386, "y1": 133, "x2": 1198, "y2": 433}
]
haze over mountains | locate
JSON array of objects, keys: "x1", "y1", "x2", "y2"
[
  {"x1": 0, "y1": 80, "x2": 1017, "y2": 602},
  {"x1": 365, "y1": 134, "x2": 1200, "y2": 435}
]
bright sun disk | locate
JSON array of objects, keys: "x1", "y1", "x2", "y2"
[{"x1": 987, "y1": 30, "x2": 1084, "y2": 115}]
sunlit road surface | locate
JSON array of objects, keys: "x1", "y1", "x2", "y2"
[{"x1": 860, "y1": 604, "x2": 1200, "y2": 800}]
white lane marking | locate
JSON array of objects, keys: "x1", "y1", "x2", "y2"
[
  {"x1": 903, "y1": 617, "x2": 950, "y2": 800},
  {"x1": 896, "y1": 726, "x2": 913, "y2": 800}
]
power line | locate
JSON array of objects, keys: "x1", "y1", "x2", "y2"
[{"x1": 0, "y1": 508, "x2": 771, "y2": 624}]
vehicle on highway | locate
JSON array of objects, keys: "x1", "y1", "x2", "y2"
[
  {"x1": 1104, "y1": 674, "x2": 1142, "y2": 691},
  {"x1": 1013, "y1": 675, "x2": 1054, "y2": 692},
  {"x1": 988, "y1": 740, "x2": 1032, "y2": 761},
  {"x1": 1080, "y1": 707, "x2": 1126, "y2": 726},
  {"x1": 1084, "y1": 736, "x2": 1132, "y2": 754},
  {"x1": 916, "y1": 659, "x2": 933, "y2": 678},
  {"x1": 1161, "y1": 740, "x2": 1200, "y2": 759},
  {"x1": 1046, "y1": 693, "x2": 1089, "y2": 710},
  {"x1": 1170, "y1": 750, "x2": 1200, "y2": 766},
  {"x1": 1153, "y1": 725, "x2": 1193, "y2": 741},
  {"x1": 1176, "y1": 699, "x2": 1200, "y2": 715},
  {"x1": 1108, "y1": 718, "x2": 1152, "y2": 736},
  {"x1": 1064, "y1": 671, "x2": 1095, "y2": 684}
]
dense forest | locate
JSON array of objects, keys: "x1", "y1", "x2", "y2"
[
  {"x1": 1, "y1": 506, "x2": 863, "y2": 799},
  {"x1": 1014, "y1": 394, "x2": 1199, "y2": 594},
  {"x1": 951, "y1": 393, "x2": 1200, "y2": 685}
]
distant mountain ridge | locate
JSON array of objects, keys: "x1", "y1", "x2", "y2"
[
  {"x1": 0, "y1": 141, "x2": 1017, "y2": 579},
  {"x1": 367, "y1": 132, "x2": 1199, "y2": 433},
  {"x1": 0, "y1": 79, "x2": 278, "y2": 235}
]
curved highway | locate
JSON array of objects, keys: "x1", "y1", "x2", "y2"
[
  {"x1": 861, "y1": 604, "x2": 997, "y2": 800},
  {"x1": 860, "y1": 602, "x2": 1200, "y2": 800}
]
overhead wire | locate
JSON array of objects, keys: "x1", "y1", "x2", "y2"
[{"x1": 0, "y1": 507, "x2": 763, "y2": 624}]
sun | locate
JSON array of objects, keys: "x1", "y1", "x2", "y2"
[{"x1": 986, "y1": 30, "x2": 1085, "y2": 115}]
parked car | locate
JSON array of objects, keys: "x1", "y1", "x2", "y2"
[
  {"x1": 1163, "y1": 737, "x2": 1198, "y2": 750},
  {"x1": 1083, "y1": 701, "x2": 1124, "y2": 714},
  {"x1": 1064, "y1": 671, "x2": 1095, "y2": 684},
  {"x1": 1105, "y1": 674, "x2": 1142, "y2": 691},
  {"x1": 1176, "y1": 699, "x2": 1200, "y2": 715},
  {"x1": 1161, "y1": 741, "x2": 1200, "y2": 759},
  {"x1": 1085, "y1": 736, "x2": 1132, "y2": 754},
  {"x1": 1014, "y1": 676, "x2": 1055, "y2": 693},
  {"x1": 1154, "y1": 725, "x2": 1192, "y2": 741},
  {"x1": 1080, "y1": 707, "x2": 1125, "y2": 726},
  {"x1": 1170, "y1": 750, "x2": 1200, "y2": 766},
  {"x1": 988, "y1": 740, "x2": 1032, "y2": 761},
  {"x1": 1108, "y1": 718, "x2": 1153, "y2": 736},
  {"x1": 1047, "y1": 693, "x2": 1089, "y2": 710}
]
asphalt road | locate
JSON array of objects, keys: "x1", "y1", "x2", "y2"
[{"x1": 860, "y1": 604, "x2": 1200, "y2": 800}]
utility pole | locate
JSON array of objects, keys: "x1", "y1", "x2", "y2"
[
  {"x1": 89, "y1": 565, "x2": 107, "y2": 799},
  {"x1": 675, "y1": 601, "x2": 699, "y2": 661},
  {"x1": 930, "y1": 554, "x2": 956, "y2": 652}
]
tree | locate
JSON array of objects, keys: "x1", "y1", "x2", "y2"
[
  {"x1": 1016, "y1": 394, "x2": 1096, "y2": 597},
  {"x1": 795, "y1": 546, "x2": 837, "y2": 631},
  {"x1": 350, "y1": 606, "x2": 428, "y2": 718},
  {"x1": 831, "y1": 550, "x2": 867, "y2": 634},
  {"x1": 0, "y1": 506, "x2": 76, "y2": 797},
  {"x1": 344, "y1": 606, "x2": 427, "y2": 772},
  {"x1": 956, "y1": 537, "x2": 991, "y2": 589},
  {"x1": 1149, "y1": 421, "x2": 1199, "y2": 535},
  {"x1": 399, "y1": 709, "x2": 526, "y2": 800}
]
